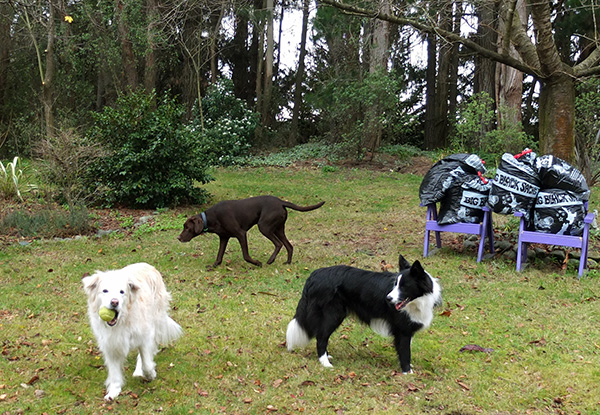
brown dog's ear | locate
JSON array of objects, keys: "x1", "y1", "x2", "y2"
[{"x1": 192, "y1": 216, "x2": 205, "y2": 234}]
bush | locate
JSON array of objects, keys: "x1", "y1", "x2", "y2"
[
  {"x1": 88, "y1": 90, "x2": 212, "y2": 208},
  {"x1": 187, "y1": 79, "x2": 257, "y2": 166},
  {"x1": 0, "y1": 205, "x2": 94, "y2": 238},
  {"x1": 0, "y1": 156, "x2": 37, "y2": 201},
  {"x1": 451, "y1": 92, "x2": 536, "y2": 162},
  {"x1": 575, "y1": 78, "x2": 600, "y2": 185},
  {"x1": 36, "y1": 129, "x2": 105, "y2": 206}
]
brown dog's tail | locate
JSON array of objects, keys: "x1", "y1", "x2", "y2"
[{"x1": 282, "y1": 200, "x2": 325, "y2": 212}]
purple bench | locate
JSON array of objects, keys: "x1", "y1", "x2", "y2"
[
  {"x1": 515, "y1": 209, "x2": 595, "y2": 278},
  {"x1": 422, "y1": 203, "x2": 495, "y2": 263}
]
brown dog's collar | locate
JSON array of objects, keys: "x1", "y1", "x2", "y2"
[{"x1": 201, "y1": 212, "x2": 209, "y2": 232}]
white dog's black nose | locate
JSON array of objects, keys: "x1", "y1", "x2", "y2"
[{"x1": 110, "y1": 298, "x2": 119, "y2": 308}]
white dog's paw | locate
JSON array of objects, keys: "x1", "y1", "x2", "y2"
[
  {"x1": 132, "y1": 366, "x2": 143, "y2": 378},
  {"x1": 133, "y1": 368, "x2": 156, "y2": 381},
  {"x1": 104, "y1": 386, "x2": 121, "y2": 401},
  {"x1": 143, "y1": 368, "x2": 157, "y2": 381}
]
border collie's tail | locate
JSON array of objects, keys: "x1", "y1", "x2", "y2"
[{"x1": 286, "y1": 318, "x2": 311, "y2": 351}]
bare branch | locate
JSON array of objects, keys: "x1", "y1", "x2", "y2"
[{"x1": 319, "y1": 0, "x2": 544, "y2": 78}]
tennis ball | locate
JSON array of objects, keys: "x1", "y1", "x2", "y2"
[{"x1": 99, "y1": 306, "x2": 116, "y2": 322}]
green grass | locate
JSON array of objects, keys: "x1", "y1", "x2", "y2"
[{"x1": 1, "y1": 166, "x2": 600, "y2": 414}]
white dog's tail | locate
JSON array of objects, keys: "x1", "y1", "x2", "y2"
[
  {"x1": 286, "y1": 318, "x2": 311, "y2": 351},
  {"x1": 157, "y1": 316, "x2": 183, "y2": 345}
]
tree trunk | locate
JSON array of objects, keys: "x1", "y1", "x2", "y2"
[
  {"x1": 432, "y1": 4, "x2": 453, "y2": 148},
  {"x1": 363, "y1": 0, "x2": 390, "y2": 153},
  {"x1": 261, "y1": 0, "x2": 275, "y2": 129},
  {"x1": 231, "y1": 12, "x2": 254, "y2": 103},
  {"x1": 254, "y1": 0, "x2": 265, "y2": 143},
  {"x1": 447, "y1": 2, "x2": 462, "y2": 133},
  {"x1": 290, "y1": 0, "x2": 310, "y2": 145},
  {"x1": 144, "y1": 0, "x2": 159, "y2": 96},
  {"x1": 496, "y1": 0, "x2": 526, "y2": 129},
  {"x1": 473, "y1": 0, "x2": 497, "y2": 135},
  {"x1": 209, "y1": 5, "x2": 225, "y2": 84},
  {"x1": 42, "y1": 0, "x2": 56, "y2": 138},
  {"x1": 116, "y1": 0, "x2": 138, "y2": 91},
  {"x1": 0, "y1": 2, "x2": 11, "y2": 117},
  {"x1": 538, "y1": 74, "x2": 575, "y2": 161},
  {"x1": 424, "y1": 33, "x2": 438, "y2": 150}
]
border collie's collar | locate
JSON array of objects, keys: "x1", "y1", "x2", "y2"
[{"x1": 201, "y1": 212, "x2": 209, "y2": 232}]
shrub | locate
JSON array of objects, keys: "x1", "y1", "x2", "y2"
[
  {"x1": 0, "y1": 156, "x2": 37, "y2": 201},
  {"x1": 451, "y1": 92, "x2": 536, "y2": 162},
  {"x1": 186, "y1": 79, "x2": 257, "y2": 166},
  {"x1": 575, "y1": 78, "x2": 600, "y2": 185},
  {"x1": 0, "y1": 205, "x2": 94, "y2": 238},
  {"x1": 88, "y1": 90, "x2": 212, "y2": 208},
  {"x1": 35, "y1": 129, "x2": 105, "y2": 206}
]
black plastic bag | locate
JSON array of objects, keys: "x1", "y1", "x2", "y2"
[
  {"x1": 419, "y1": 154, "x2": 486, "y2": 206},
  {"x1": 533, "y1": 189, "x2": 586, "y2": 236},
  {"x1": 534, "y1": 155, "x2": 590, "y2": 199},
  {"x1": 438, "y1": 175, "x2": 491, "y2": 225},
  {"x1": 488, "y1": 151, "x2": 540, "y2": 221}
]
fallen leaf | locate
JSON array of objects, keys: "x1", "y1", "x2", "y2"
[
  {"x1": 456, "y1": 379, "x2": 470, "y2": 391},
  {"x1": 528, "y1": 338, "x2": 547, "y2": 347},
  {"x1": 272, "y1": 379, "x2": 283, "y2": 388},
  {"x1": 27, "y1": 375, "x2": 39, "y2": 385}
]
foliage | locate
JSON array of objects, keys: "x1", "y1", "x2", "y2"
[
  {"x1": 575, "y1": 78, "x2": 600, "y2": 185},
  {"x1": 451, "y1": 92, "x2": 536, "y2": 162},
  {"x1": 0, "y1": 205, "x2": 94, "y2": 238},
  {"x1": 378, "y1": 144, "x2": 426, "y2": 160},
  {"x1": 186, "y1": 79, "x2": 258, "y2": 166},
  {"x1": 242, "y1": 141, "x2": 346, "y2": 167},
  {"x1": 306, "y1": 71, "x2": 405, "y2": 159},
  {"x1": 0, "y1": 156, "x2": 37, "y2": 201},
  {"x1": 87, "y1": 90, "x2": 212, "y2": 208},
  {"x1": 1, "y1": 167, "x2": 600, "y2": 414},
  {"x1": 35, "y1": 129, "x2": 105, "y2": 206}
]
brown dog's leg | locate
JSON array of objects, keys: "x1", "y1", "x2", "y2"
[
  {"x1": 261, "y1": 226, "x2": 293, "y2": 264},
  {"x1": 236, "y1": 233, "x2": 262, "y2": 266},
  {"x1": 214, "y1": 235, "x2": 230, "y2": 267}
]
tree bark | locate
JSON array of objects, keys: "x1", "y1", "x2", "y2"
[
  {"x1": 144, "y1": 0, "x2": 159, "y2": 96},
  {"x1": 261, "y1": 0, "x2": 275, "y2": 128},
  {"x1": 42, "y1": 0, "x2": 56, "y2": 138},
  {"x1": 363, "y1": 0, "x2": 390, "y2": 153},
  {"x1": 496, "y1": 0, "x2": 525, "y2": 129},
  {"x1": 473, "y1": 0, "x2": 496, "y2": 135},
  {"x1": 424, "y1": 33, "x2": 438, "y2": 150},
  {"x1": 538, "y1": 74, "x2": 575, "y2": 161},
  {"x1": 116, "y1": 0, "x2": 138, "y2": 91},
  {"x1": 0, "y1": 2, "x2": 11, "y2": 117},
  {"x1": 290, "y1": 0, "x2": 310, "y2": 145}
]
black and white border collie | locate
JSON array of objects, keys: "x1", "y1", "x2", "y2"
[{"x1": 286, "y1": 255, "x2": 441, "y2": 373}]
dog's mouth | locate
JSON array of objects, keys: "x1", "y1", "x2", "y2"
[
  {"x1": 394, "y1": 297, "x2": 411, "y2": 311},
  {"x1": 106, "y1": 310, "x2": 119, "y2": 327}
]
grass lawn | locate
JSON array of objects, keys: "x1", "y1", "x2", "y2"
[{"x1": 1, "y1": 165, "x2": 600, "y2": 414}]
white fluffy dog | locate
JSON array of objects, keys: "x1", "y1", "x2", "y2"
[{"x1": 82, "y1": 262, "x2": 183, "y2": 401}]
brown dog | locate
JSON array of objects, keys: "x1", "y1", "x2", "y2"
[{"x1": 178, "y1": 196, "x2": 325, "y2": 267}]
